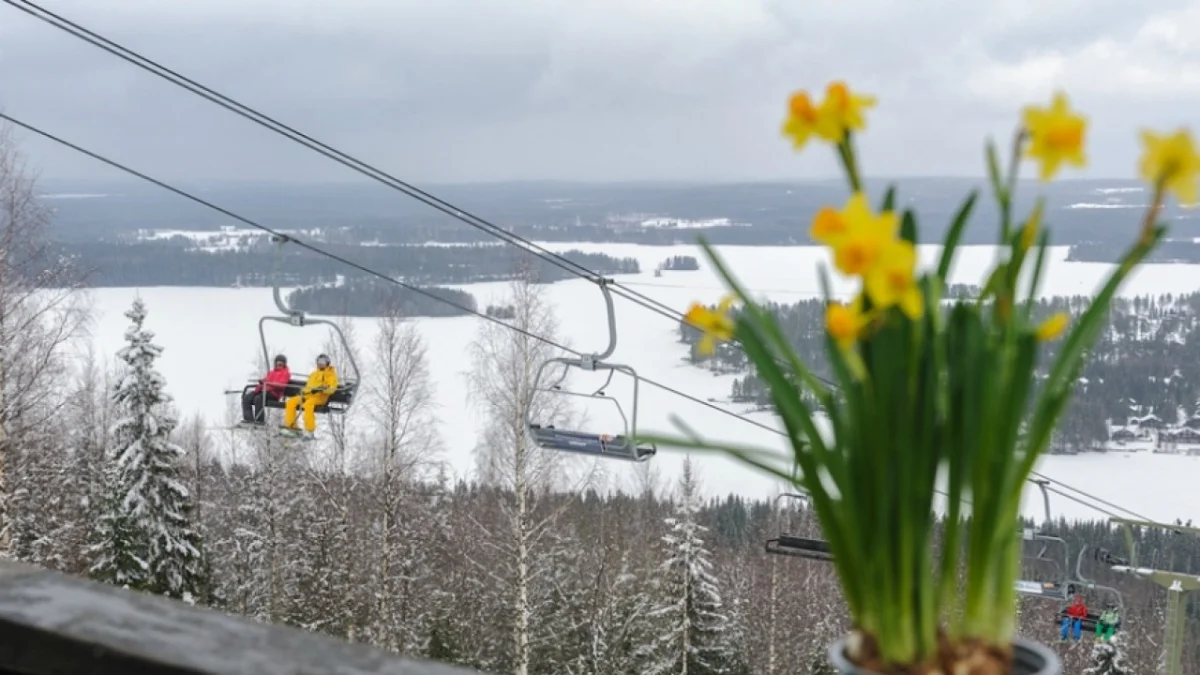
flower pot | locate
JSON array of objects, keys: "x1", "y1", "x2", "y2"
[{"x1": 826, "y1": 634, "x2": 1060, "y2": 675}]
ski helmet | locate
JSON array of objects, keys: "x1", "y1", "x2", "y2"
[
  {"x1": 316, "y1": 353, "x2": 330, "y2": 366},
  {"x1": 274, "y1": 354, "x2": 288, "y2": 366}
]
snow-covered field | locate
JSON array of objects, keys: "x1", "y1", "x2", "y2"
[{"x1": 80, "y1": 242, "x2": 1200, "y2": 525}]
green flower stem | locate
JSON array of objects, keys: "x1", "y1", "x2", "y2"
[{"x1": 837, "y1": 134, "x2": 864, "y2": 194}]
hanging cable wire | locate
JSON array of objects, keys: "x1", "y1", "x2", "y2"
[
  {"x1": 1, "y1": 0, "x2": 1176, "y2": 524},
  {"x1": 1042, "y1": 484, "x2": 1126, "y2": 522},
  {"x1": 0, "y1": 0, "x2": 690, "y2": 326},
  {"x1": 1035, "y1": 472, "x2": 1151, "y2": 522},
  {"x1": 0, "y1": 112, "x2": 794, "y2": 444},
  {"x1": 0, "y1": 113, "x2": 579, "y2": 355}
]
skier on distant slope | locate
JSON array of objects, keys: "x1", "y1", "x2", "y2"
[
  {"x1": 241, "y1": 354, "x2": 291, "y2": 425},
  {"x1": 281, "y1": 353, "x2": 338, "y2": 438}
]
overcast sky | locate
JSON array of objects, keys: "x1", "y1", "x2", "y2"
[{"x1": 2, "y1": 0, "x2": 1199, "y2": 183}]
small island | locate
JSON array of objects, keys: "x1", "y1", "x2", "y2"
[{"x1": 658, "y1": 255, "x2": 700, "y2": 272}]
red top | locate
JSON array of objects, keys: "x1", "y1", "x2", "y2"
[
  {"x1": 1066, "y1": 602, "x2": 1089, "y2": 618},
  {"x1": 255, "y1": 365, "x2": 292, "y2": 397}
]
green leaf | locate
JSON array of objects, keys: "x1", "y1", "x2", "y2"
[
  {"x1": 881, "y1": 185, "x2": 897, "y2": 212},
  {"x1": 985, "y1": 140, "x2": 1006, "y2": 206},
  {"x1": 936, "y1": 191, "x2": 978, "y2": 282},
  {"x1": 900, "y1": 209, "x2": 918, "y2": 246},
  {"x1": 1022, "y1": 229, "x2": 1051, "y2": 322}
]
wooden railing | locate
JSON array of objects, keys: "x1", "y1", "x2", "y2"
[{"x1": 0, "y1": 559, "x2": 482, "y2": 674}]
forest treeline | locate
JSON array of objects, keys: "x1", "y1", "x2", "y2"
[
  {"x1": 681, "y1": 289, "x2": 1200, "y2": 451},
  {"x1": 46, "y1": 177, "x2": 1200, "y2": 249},
  {"x1": 1069, "y1": 239, "x2": 1200, "y2": 264},
  {"x1": 286, "y1": 281, "x2": 478, "y2": 318},
  {"x1": 43, "y1": 239, "x2": 639, "y2": 287}
]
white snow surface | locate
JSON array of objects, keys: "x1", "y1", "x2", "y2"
[{"x1": 80, "y1": 242, "x2": 1200, "y2": 524}]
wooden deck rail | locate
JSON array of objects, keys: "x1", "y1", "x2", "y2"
[{"x1": 0, "y1": 559, "x2": 482, "y2": 675}]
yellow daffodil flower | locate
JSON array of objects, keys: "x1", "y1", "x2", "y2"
[
  {"x1": 825, "y1": 297, "x2": 869, "y2": 351},
  {"x1": 810, "y1": 206, "x2": 849, "y2": 246},
  {"x1": 1035, "y1": 312, "x2": 1069, "y2": 341},
  {"x1": 685, "y1": 295, "x2": 737, "y2": 355},
  {"x1": 829, "y1": 193, "x2": 899, "y2": 277},
  {"x1": 782, "y1": 82, "x2": 876, "y2": 151},
  {"x1": 1022, "y1": 91, "x2": 1087, "y2": 181},
  {"x1": 864, "y1": 239, "x2": 924, "y2": 320},
  {"x1": 782, "y1": 92, "x2": 827, "y2": 151},
  {"x1": 821, "y1": 81, "x2": 876, "y2": 138},
  {"x1": 1139, "y1": 128, "x2": 1200, "y2": 205}
]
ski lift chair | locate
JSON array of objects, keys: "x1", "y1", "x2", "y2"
[
  {"x1": 228, "y1": 236, "x2": 362, "y2": 417},
  {"x1": 525, "y1": 281, "x2": 655, "y2": 462},
  {"x1": 765, "y1": 492, "x2": 833, "y2": 562},
  {"x1": 1051, "y1": 545, "x2": 1127, "y2": 634},
  {"x1": 1015, "y1": 527, "x2": 1072, "y2": 601}
]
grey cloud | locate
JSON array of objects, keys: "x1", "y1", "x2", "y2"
[{"x1": 0, "y1": 0, "x2": 1197, "y2": 183}]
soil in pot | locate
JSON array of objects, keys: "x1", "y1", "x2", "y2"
[{"x1": 828, "y1": 630, "x2": 1061, "y2": 675}]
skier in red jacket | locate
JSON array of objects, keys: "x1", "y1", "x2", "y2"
[
  {"x1": 242, "y1": 354, "x2": 291, "y2": 424},
  {"x1": 1060, "y1": 595, "x2": 1089, "y2": 641}
]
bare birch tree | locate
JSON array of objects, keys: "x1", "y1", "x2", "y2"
[
  {"x1": 466, "y1": 268, "x2": 576, "y2": 675},
  {"x1": 0, "y1": 122, "x2": 90, "y2": 556},
  {"x1": 361, "y1": 308, "x2": 441, "y2": 651}
]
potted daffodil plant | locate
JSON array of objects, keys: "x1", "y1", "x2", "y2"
[{"x1": 642, "y1": 83, "x2": 1199, "y2": 674}]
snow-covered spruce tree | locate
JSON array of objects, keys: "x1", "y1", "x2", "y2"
[
  {"x1": 641, "y1": 457, "x2": 735, "y2": 675},
  {"x1": 90, "y1": 298, "x2": 204, "y2": 600},
  {"x1": 1084, "y1": 634, "x2": 1129, "y2": 675}
]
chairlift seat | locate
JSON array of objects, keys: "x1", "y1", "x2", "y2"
[
  {"x1": 1054, "y1": 608, "x2": 1122, "y2": 633},
  {"x1": 240, "y1": 379, "x2": 358, "y2": 415},
  {"x1": 764, "y1": 534, "x2": 833, "y2": 562},
  {"x1": 529, "y1": 424, "x2": 655, "y2": 461}
]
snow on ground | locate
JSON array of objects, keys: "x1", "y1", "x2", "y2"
[{"x1": 82, "y1": 243, "x2": 1200, "y2": 524}]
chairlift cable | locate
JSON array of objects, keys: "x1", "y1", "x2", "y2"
[
  {"x1": 2, "y1": 0, "x2": 1165, "y2": 521},
  {"x1": 0, "y1": 113, "x2": 791, "y2": 447},
  {"x1": 1040, "y1": 484, "x2": 1128, "y2": 522},
  {"x1": 2, "y1": 0, "x2": 646, "y2": 301},
  {"x1": 0, "y1": 112, "x2": 580, "y2": 357},
  {"x1": 3, "y1": 0, "x2": 720, "y2": 356}
]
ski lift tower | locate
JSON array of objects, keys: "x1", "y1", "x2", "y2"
[{"x1": 1103, "y1": 517, "x2": 1200, "y2": 675}]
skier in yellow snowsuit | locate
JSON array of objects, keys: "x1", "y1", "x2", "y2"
[{"x1": 283, "y1": 353, "x2": 338, "y2": 436}]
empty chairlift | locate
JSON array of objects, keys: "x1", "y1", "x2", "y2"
[
  {"x1": 765, "y1": 491, "x2": 833, "y2": 562},
  {"x1": 526, "y1": 280, "x2": 655, "y2": 462}
]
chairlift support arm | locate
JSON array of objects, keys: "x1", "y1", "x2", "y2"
[
  {"x1": 1067, "y1": 546, "x2": 1125, "y2": 611},
  {"x1": 1014, "y1": 480, "x2": 1071, "y2": 599},
  {"x1": 258, "y1": 236, "x2": 361, "y2": 384},
  {"x1": 1032, "y1": 479, "x2": 1052, "y2": 529}
]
